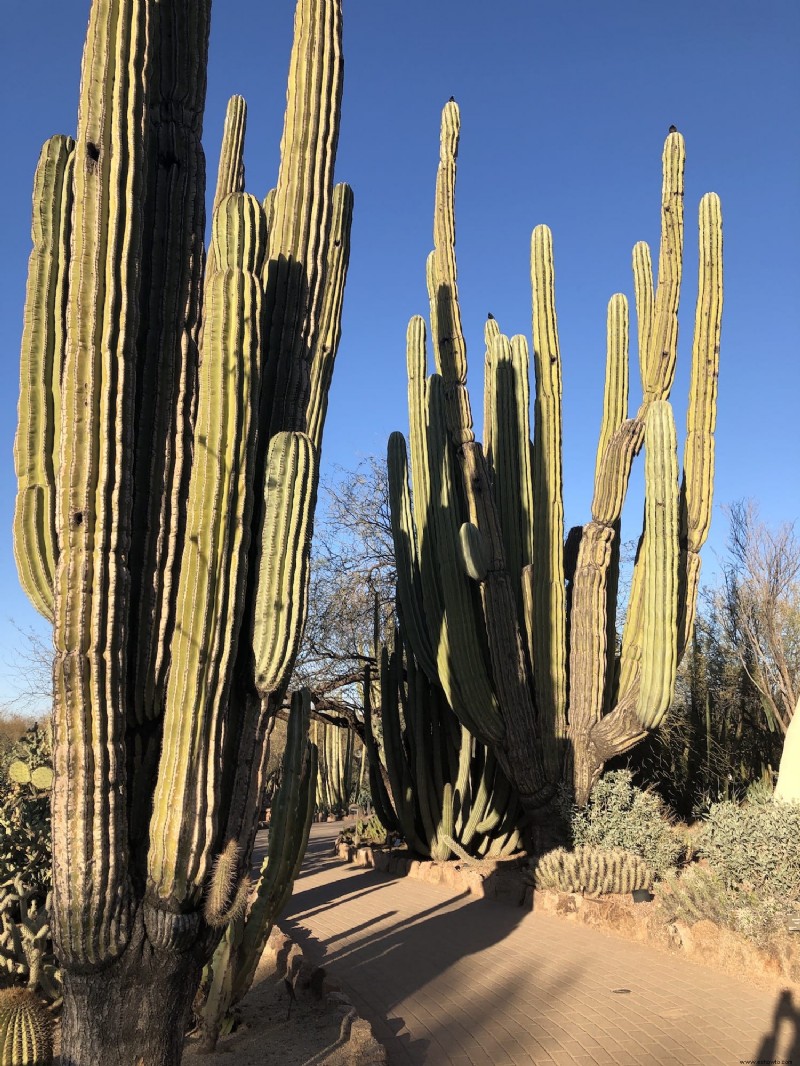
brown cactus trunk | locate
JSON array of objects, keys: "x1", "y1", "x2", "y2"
[{"x1": 58, "y1": 912, "x2": 203, "y2": 1065}]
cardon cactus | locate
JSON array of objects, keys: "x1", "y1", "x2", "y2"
[
  {"x1": 12, "y1": 0, "x2": 350, "y2": 1060},
  {"x1": 533, "y1": 845, "x2": 654, "y2": 895},
  {"x1": 195, "y1": 690, "x2": 317, "y2": 1050},
  {"x1": 314, "y1": 719, "x2": 354, "y2": 815},
  {"x1": 363, "y1": 629, "x2": 522, "y2": 862},
  {"x1": 0, "y1": 989, "x2": 52, "y2": 1066},
  {"x1": 389, "y1": 101, "x2": 722, "y2": 837}
]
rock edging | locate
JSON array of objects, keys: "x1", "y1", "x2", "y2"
[
  {"x1": 333, "y1": 841, "x2": 800, "y2": 994},
  {"x1": 267, "y1": 925, "x2": 388, "y2": 1064}
]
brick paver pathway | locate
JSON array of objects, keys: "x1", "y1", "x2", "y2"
[{"x1": 276, "y1": 824, "x2": 800, "y2": 1066}]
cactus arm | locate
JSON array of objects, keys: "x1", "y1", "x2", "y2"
[
  {"x1": 260, "y1": 0, "x2": 344, "y2": 438},
  {"x1": 642, "y1": 131, "x2": 685, "y2": 403},
  {"x1": 307, "y1": 182, "x2": 354, "y2": 450},
  {"x1": 530, "y1": 224, "x2": 568, "y2": 767},
  {"x1": 126, "y1": 0, "x2": 211, "y2": 733},
  {"x1": 482, "y1": 315, "x2": 501, "y2": 469},
  {"x1": 427, "y1": 100, "x2": 474, "y2": 444},
  {"x1": 213, "y1": 96, "x2": 247, "y2": 212},
  {"x1": 252, "y1": 432, "x2": 318, "y2": 698},
  {"x1": 51, "y1": 0, "x2": 158, "y2": 969},
  {"x1": 682, "y1": 192, "x2": 722, "y2": 559},
  {"x1": 488, "y1": 333, "x2": 533, "y2": 616},
  {"x1": 632, "y1": 242, "x2": 653, "y2": 392},
  {"x1": 14, "y1": 136, "x2": 74, "y2": 623},
  {"x1": 426, "y1": 379, "x2": 504, "y2": 745},
  {"x1": 387, "y1": 432, "x2": 439, "y2": 682},
  {"x1": 148, "y1": 198, "x2": 264, "y2": 909}
]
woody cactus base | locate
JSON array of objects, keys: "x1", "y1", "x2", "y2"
[{"x1": 12, "y1": 0, "x2": 350, "y2": 1061}]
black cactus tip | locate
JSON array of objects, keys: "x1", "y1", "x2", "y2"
[
  {"x1": 668, "y1": 124, "x2": 678, "y2": 133},
  {"x1": 487, "y1": 312, "x2": 494, "y2": 320},
  {"x1": 449, "y1": 95, "x2": 455, "y2": 102}
]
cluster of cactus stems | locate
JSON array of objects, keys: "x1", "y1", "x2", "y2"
[
  {"x1": 195, "y1": 690, "x2": 318, "y2": 1051},
  {"x1": 389, "y1": 101, "x2": 722, "y2": 825},
  {"x1": 0, "y1": 989, "x2": 52, "y2": 1066},
  {"x1": 362, "y1": 624, "x2": 522, "y2": 862},
  {"x1": 314, "y1": 719, "x2": 355, "y2": 814},
  {"x1": 533, "y1": 845, "x2": 654, "y2": 895},
  {"x1": 13, "y1": 0, "x2": 349, "y2": 1024},
  {"x1": 0, "y1": 883, "x2": 60, "y2": 1007}
]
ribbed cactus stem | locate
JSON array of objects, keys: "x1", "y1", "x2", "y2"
[
  {"x1": 0, "y1": 988, "x2": 53, "y2": 1066},
  {"x1": 530, "y1": 224, "x2": 568, "y2": 771},
  {"x1": 14, "y1": 136, "x2": 74, "y2": 624},
  {"x1": 261, "y1": 0, "x2": 344, "y2": 438},
  {"x1": 148, "y1": 195, "x2": 264, "y2": 909}
]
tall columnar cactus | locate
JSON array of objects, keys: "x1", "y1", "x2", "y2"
[
  {"x1": 362, "y1": 631, "x2": 522, "y2": 862},
  {"x1": 389, "y1": 101, "x2": 722, "y2": 834},
  {"x1": 195, "y1": 690, "x2": 318, "y2": 1051},
  {"x1": 12, "y1": 1, "x2": 350, "y2": 1060},
  {"x1": 314, "y1": 719, "x2": 354, "y2": 814}
]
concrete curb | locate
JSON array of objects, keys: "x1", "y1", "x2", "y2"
[{"x1": 333, "y1": 841, "x2": 800, "y2": 994}]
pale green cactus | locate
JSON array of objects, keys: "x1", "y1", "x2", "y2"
[
  {"x1": 196, "y1": 690, "x2": 317, "y2": 1051},
  {"x1": 533, "y1": 845, "x2": 654, "y2": 895},
  {"x1": 12, "y1": 0, "x2": 350, "y2": 1055},
  {"x1": 389, "y1": 102, "x2": 722, "y2": 833}
]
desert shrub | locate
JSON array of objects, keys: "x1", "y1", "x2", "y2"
[
  {"x1": 571, "y1": 771, "x2": 685, "y2": 879},
  {"x1": 660, "y1": 865, "x2": 795, "y2": 947},
  {"x1": 698, "y1": 798, "x2": 800, "y2": 902},
  {"x1": 0, "y1": 725, "x2": 52, "y2": 892}
]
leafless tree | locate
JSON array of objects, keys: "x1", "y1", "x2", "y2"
[{"x1": 717, "y1": 500, "x2": 800, "y2": 734}]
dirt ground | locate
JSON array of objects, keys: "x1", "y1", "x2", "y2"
[{"x1": 51, "y1": 948, "x2": 384, "y2": 1065}]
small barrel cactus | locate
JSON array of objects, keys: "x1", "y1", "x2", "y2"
[
  {"x1": 534, "y1": 844, "x2": 654, "y2": 895},
  {"x1": 0, "y1": 989, "x2": 53, "y2": 1066}
]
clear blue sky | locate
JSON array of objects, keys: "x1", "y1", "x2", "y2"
[{"x1": 1, "y1": 1, "x2": 798, "y2": 708}]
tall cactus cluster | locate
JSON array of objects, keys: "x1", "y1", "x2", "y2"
[
  {"x1": 195, "y1": 690, "x2": 318, "y2": 1050},
  {"x1": 12, "y1": 0, "x2": 349, "y2": 1057},
  {"x1": 362, "y1": 631, "x2": 522, "y2": 861},
  {"x1": 314, "y1": 720, "x2": 355, "y2": 814},
  {"x1": 389, "y1": 101, "x2": 722, "y2": 834}
]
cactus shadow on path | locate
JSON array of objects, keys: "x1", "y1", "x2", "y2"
[{"x1": 279, "y1": 826, "x2": 579, "y2": 1064}]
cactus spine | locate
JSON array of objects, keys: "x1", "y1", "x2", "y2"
[
  {"x1": 12, "y1": 0, "x2": 349, "y2": 1057},
  {"x1": 0, "y1": 989, "x2": 52, "y2": 1066},
  {"x1": 533, "y1": 846, "x2": 654, "y2": 895},
  {"x1": 389, "y1": 102, "x2": 722, "y2": 831}
]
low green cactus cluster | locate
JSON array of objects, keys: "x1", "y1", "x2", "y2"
[
  {"x1": 0, "y1": 988, "x2": 52, "y2": 1066},
  {"x1": 195, "y1": 690, "x2": 317, "y2": 1051},
  {"x1": 534, "y1": 845, "x2": 654, "y2": 895},
  {"x1": 0, "y1": 883, "x2": 60, "y2": 1006},
  {"x1": 363, "y1": 629, "x2": 521, "y2": 862},
  {"x1": 389, "y1": 101, "x2": 722, "y2": 828}
]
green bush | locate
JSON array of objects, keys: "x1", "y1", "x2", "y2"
[
  {"x1": 660, "y1": 865, "x2": 795, "y2": 947},
  {"x1": 0, "y1": 724, "x2": 52, "y2": 893},
  {"x1": 570, "y1": 771, "x2": 685, "y2": 879},
  {"x1": 698, "y1": 798, "x2": 800, "y2": 902}
]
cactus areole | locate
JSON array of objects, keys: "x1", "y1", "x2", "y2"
[
  {"x1": 388, "y1": 102, "x2": 722, "y2": 841},
  {"x1": 13, "y1": 0, "x2": 350, "y2": 1060}
]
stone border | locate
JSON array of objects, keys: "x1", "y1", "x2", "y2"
[
  {"x1": 334, "y1": 842, "x2": 800, "y2": 993},
  {"x1": 266, "y1": 925, "x2": 388, "y2": 1064}
]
